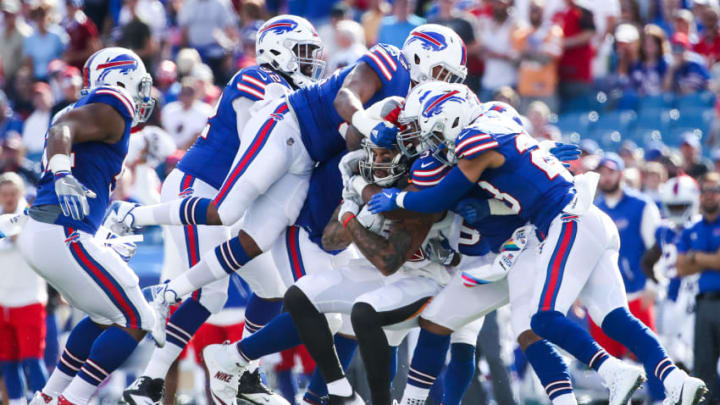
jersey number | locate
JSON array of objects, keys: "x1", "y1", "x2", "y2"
[
  {"x1": 514, "y1": 134, "x2": 572, "y2": 181},
  {"x1": 478, "y1": 181, "x2": 521, "y2": 214}
]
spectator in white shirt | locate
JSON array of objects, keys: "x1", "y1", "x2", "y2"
[
  {"x1": 22, "y1": 82, "x2": 54, "y2": 155},
  {"x1": 0, "y1": 172, "x2": 48, "y2": 405},
  {"x1": 161, "y1": 78, "x2": 213, "y2": 151}
]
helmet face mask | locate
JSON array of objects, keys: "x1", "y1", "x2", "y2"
[
  {"x1": 256, "y1": 15, "x2": 325, "y2": 88},
  {"x1": 359, "y1": 141, "x2": 409, "y2": 187}
]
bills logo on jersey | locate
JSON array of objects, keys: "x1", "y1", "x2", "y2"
[
  {"x1": 421, "y1": 90, "x2": 462, "y2": 118},
  {"x1": 408, "y1": 30, "x2": 448, "y2": 51},
  {"x1": 95, "y1": 54, "x2": 139, "y2": 83},
  {"x1": 561, "y1": 213, "x2": 578, "y2": 223},
  {"x1": 258, "y1": 19, "x2": 299, "y2": 41},
  {"x1": 178, "y1": 187, "x2": 194, "y2": 198}
]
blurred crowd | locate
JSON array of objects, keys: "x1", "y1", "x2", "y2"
[{"x1": 3, "y1": 0, "x2": 720, "y2": 404}]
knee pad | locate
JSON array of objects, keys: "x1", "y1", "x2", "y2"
[
  {"x1": 530, "y1": 311, "x2": 564, "y2": 340},
  {"x1": 326, "y1": 313, "x2": 343, "y2": 335}
]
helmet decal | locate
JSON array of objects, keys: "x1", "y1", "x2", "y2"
[
  {"x1": 422, "y1": 90, "x2": 462, "y2": 118},
  {"x1": 258, "y1": 19, "x2": 299, "y2": 41},
  {"x1": 408, "y1": 31, "x2": 448, "y2": 51},
  {"x1": 96, "y1": 54, "x2": 138, "y2": 82},
  {"x1": 460, "y1": 40, "x2": 467, "y2": 65}
]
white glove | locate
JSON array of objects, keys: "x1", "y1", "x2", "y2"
[
  {"x1": 338, "y1": 199, "x2": 360, "y2": 222},
  {"x1": 95, "y1": 225, "x2": 143, "y2": 262},
  {"x1": 356, "y1": 204, "x2": 391, "y2": 235},
  {"x1": 339, "y1": 150, "x2": 366, "y2": 187},
  {"x1": 103, "y1": 201, "x2": 141, "y2": 235},
  {"x1": 0, "y1": 209, "x2": 28, "y2": 239},
  {"x1": 54, "y1": 172, "x2": 97, "y2": 220},
  {"x1": 424, "y1": 236, "x2": 456, "y2": 266}
]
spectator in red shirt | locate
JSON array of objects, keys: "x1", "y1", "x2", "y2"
[
  {"x1": 693, "y1": 5, "x2": 720, "y2": 66},
  {"x1": 554, "y1": 0, "x2": 596, "y2": 103},
  {"x1": 63, "y1": 0, "x2": 101, "y2": 70}
]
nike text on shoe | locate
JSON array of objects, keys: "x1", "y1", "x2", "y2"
[
  {"x1": 236, "y1": 369, "x2": 290, "y2": 405},
  {"x1": 204, "y1": 343, "x2": 248, "y2": 405},
  {"x1": 122, "y1": 376, "x2": 165, "y2": 405}
]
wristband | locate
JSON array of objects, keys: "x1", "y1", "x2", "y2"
[
  {"x1": 396, "y1": 191, "x2": 407, "y2": 209},
  {"x1": 351, "y1": 176, "x2": 369, "y2": 196},
  {"x1": 49, "y1": 154, "x2": 72, "y2": 174},
  {"x1": 351, "y1": 109, "x2": 377, "y2": 138},
  {"x1": 342, "y1": 213, "x2": 355, "y2": 228}
]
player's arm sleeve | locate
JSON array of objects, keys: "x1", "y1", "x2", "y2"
[
  {"x1": 400, "y1": 166, "x2": 475, "y2": 213},
  {"x1": 358, "y1": 44, "x2": 402, "y2": 86},
  {"x1": 231, "y1": 97, "x2": 255, "y2": 141},
  {"x1": 676, "y1": 228, "x2": 691, "y2": 254},
  {"x1": 408, "y1": 156, "x2": 452, "y2": 189},
  {"x1": 641, "y1": 201, "x2": 662, "y2": 250}
]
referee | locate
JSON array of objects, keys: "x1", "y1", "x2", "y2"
[{"x1": 677, "y1": 171, "x2": 720, "y2": 404}]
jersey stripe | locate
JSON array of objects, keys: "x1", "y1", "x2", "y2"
[
  {"x1": 95, "y1": 89, "x2": 134, "y2": 118},
  {"x1": 365, "y1": 51, "x2": 392, "y2": 81},
  {"x1": 375, "y1": 47, "x2": 397, "y2": 72},
  {"x1": 455, "y1": 134, "x2": 491, "y2": 152},
  {"x1": 457, "y1": 141, "x2": 499, "y2": 158},
  {"x1": 411, "y1": 177, "x2": 444, "y2": 187},
  {"x1": 412, "y1": 164, "x2": 448, "y2": 177},
  {"x1": 539, "y1": 220, "x2": 577, "y2": 311},
  {"x1": 236, "y1": 83, "x2": 265, "y2": 100},
  {"x1": 242, "y1": 75, "x2": 268, "y2": 91},
  {"x1": 286, "y1": 226, "x2": 306, "y2": 281}
]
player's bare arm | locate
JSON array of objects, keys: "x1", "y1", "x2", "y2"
[
  {"x1": 46, "y1": 103, "x2": 127, "y2": 160},
  {"x1": 321, "y1": 205, "x2": 353, "y2": 251},
  {"x1": 334, "y1": 62, "x2": 383, "y2": 147},
  {"x1": 640, "y1": 243, "x2": 662, "y2": 283}
]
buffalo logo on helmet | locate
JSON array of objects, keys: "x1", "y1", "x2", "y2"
[
  {"x1": 421, "y1": 90, "x2": 463, "y2": 118},
  {"x1": 408, "y1": 30, "x2": 448, "y2": 51},
  {"x1": 95, "y1": 54, "x2": 139, "y2": 83},
  {"x1": 258, "y1": 19, "x2": 299, "y2": 41}
]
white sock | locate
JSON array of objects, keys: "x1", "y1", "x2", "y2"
[
  {"x1": 662, "y1": 368, "x2": 686, "y2": 392},
  {"x1": 552, "y1": 393, "x2": 578, "y2": 405},
  {"x1": 327, "y1": 378, "x2": 353, "y2": 397},
  {"x1": 9, "y1": 398, "x2": 27, "y2": 405},
  {"x1": 62, "y1": 377, "x2": 99, "y2": 405},
  {"x1": 401, "y1": 384, "x2": 430, "y2": 405},
  {"x1": 143, "y1": 343, "x2": 184, "y2": 380},
  {"x1": 597, "y1": 356, "x2": 621, "y2": 383},
  {"x1": 43, "y1": 368, "x2": 74, "y2": 398},
  {"x1": 133, "y1": 200, "x2": 183, "y2": 226},
  {"x1": 167, "y1": 253, "x2": 227, "y2": 297}
]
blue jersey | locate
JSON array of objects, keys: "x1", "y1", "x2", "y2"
[
  {"x1": 287, "y1": 43, "x2": 411, "y2": 163},
  {"x1": 178, "y1": 65, "x2": 292, "y2": 189},
  {"x1": 294, "y1": 152, "x2": 345, "y2": 251},
  {"x1": 655, "y1": 222, "x2": 682, "y2": 301},
  {"x1": 454, "y1": 128, "x2": 575, "y2": 236},
  {"x1": 34, "y1": 86, "x2": 136, "y2": 234},
  {"x1": 596, "y1": 189, "x2": 655, "y2": 294},
  {"x1": 677, "y1": 216, "x2": 720, "y2": 293},
  {"x1": 409, "y1": 153, "x2": 526, "y2": 253}
]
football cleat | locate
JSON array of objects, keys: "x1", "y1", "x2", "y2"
[
  {"x1": 29, "y1": 392, "x2": 56, "y2": 405},
  {"x1": 603, "y1": 361, "x2": 646, "y2": 405},
  {"x1": 204, "y1": 343, "x2": 248, "y2": 405},
  {"x1": 236, "y1": 369, "x2": 290, "y2": 405},
  {"x1": 326, "y1": 391, "x2": 365, "y2": 405},
  {"x1": 664, "y1": 373, "x2": 708, "y2": 405},
  {"x1": 122, "y1": 376, "x2": 165, "y2": 405}
]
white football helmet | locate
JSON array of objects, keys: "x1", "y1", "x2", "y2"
[
  {"x1": 256, "y1": 15, "x2": 325, "y2": 88},
  {"x1": 397, "y1": 84, "x2": 429, "y2": 157},
  {"x1": 82, "y1": 47, "x2": 154, "y2": 125},
  {"x1": 659, "y1": 175, "x2": 699, "y2": 226},
  {"x1": 402, "y1": 24, "x2": 468, "y2": 84},
  {"x1": 473, "y1": 101, "x2": 526, "y2": 135},
  {"x1": 412, "y1": 82, "x2": 480, "y2": 158},
  {"x1": 358, "y1": 139, "x2": 409, "y2": 187}
]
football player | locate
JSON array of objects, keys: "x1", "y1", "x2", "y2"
[
  {"x1": 369, "y1": 82, "x2": 708, "y2": 405},
  {"x1": 17, "y1": 48, "x2": 159, "y2": 405}
]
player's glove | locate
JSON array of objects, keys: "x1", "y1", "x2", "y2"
[
  {"x1": 0, "y1": 208, "x2": 28, "y2": 239},
  {"x1": 338, "y1": 198, "x2": 360, "y2": 222},
  {"x1": 453, "y1": 198, "x2": 491, "y2": 226},
  {"x1": 369, "y1": 121, "x2": 399, "y2": 148},
  {"x1": 54, "y1": 171, "x2": 97, "y2": 220},
  {"x1": 424, "y1": 235, "x2": 457, "y2": 266},
  {"x1": 104, "y1": 201, "x2": 141, "y2": 235},
  {"x1": 356, "y1": 205, "x2": 391, "y2": 235},
  {"x1": 368, "y1": 187, "x2": 401, "y2": 214},
  {"x1": 548, "y1": 142, "x2": 581, "y2": 167},
  {"x1": 339, "y1": 150, "x2": 366, "y2": 186},
  {"x1": 96, "y1": 226, "x2": 142, "y2": 262}
]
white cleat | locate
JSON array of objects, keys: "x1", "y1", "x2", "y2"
[
  {"x1": 605, "y1": 363, "x2": 647, "y2": 405},
  {"x1": 664, "y1": 375, "x2": 708, "y2": 405},
  {"x1": 29, "y1": 392, "x2": 56, "y2": 405},
  {"x1": 204, "y1": 343, "x2": 247, "y2": 405}
]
